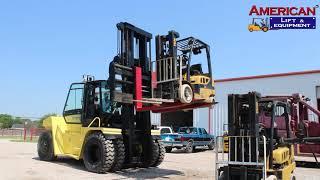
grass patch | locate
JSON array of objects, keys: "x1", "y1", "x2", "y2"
[
  {"x1": 0, "y1": 136, "x2": 23, "y2": 139},
  {"x1": 10, "y1": 138, "x2": 38, "y2": 143},
  {"x1": 0, "y1": 136, "x2": 38, "y2": 143}
]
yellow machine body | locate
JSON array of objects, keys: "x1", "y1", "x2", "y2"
[
  {"x1": 248, "y1": 24, "x2": 263, "y2": 32},
  {"x1": 43, "y1": 116, "x2": 160, "y2": 160},
  {"x1": 223, "y1": 136, "x2": 229, "y2": 152},
  {"x1": 188, "y1": 75, "x2": 215, "y2": 103},
  {"x1": 266, "y1": 145, "x2": 296, "y2": 180}
]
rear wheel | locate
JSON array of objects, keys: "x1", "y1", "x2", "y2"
[
  {"x1": 165, "y1": 147, "x2": 172, "y2": 153},
  {"x1": 83, "y1": 132, "x2": 115, "y2": 173},
  {"x1": 37, "y1": 131, "x2": 56, "y2": 161}
]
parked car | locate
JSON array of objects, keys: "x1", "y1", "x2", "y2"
[
  {"x1": 161, "y1": 127, "x2": 214, "y2": 153},
  {"x1": 156, "y1": 126, "x2": 174, "y2": 134}
]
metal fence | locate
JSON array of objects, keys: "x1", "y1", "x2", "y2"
[
  {"x1": 215, "y1": 136, "x2": 267, "y2": 180},
  {"x1": 0, "y1": 128, "x2": 46, "y2": 141}
]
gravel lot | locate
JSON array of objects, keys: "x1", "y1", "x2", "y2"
[{"x1": 0, "y1": 139, "x2": 319, "y2": 180}]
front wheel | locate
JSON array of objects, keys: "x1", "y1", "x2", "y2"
[
  {"x1": 262, "y1": 27, "x2": 268, "y2": 32},
  {"x1": 83, "y1": 132, "x2": 115, "y2": 173},
  {"x1": 37, "y1": 131, "x2": 56, "y2": 161},
  {"x1": 180, "y1": 84, "x2": 193, "y2": 103},
  {"x1": 151, "y1": 141, "x2": 165, "y2": 167},
  {"x1": 165, "y1": 147, "x2": 172, "y2": 153}
]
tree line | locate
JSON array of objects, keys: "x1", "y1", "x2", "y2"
[{"x1": 0, "y1": 113, "x2": 57, "y2": 129}]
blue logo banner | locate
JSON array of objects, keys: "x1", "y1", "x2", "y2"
[{"x1": 270, "y1": 17, "x2": 316, "y2": 29}]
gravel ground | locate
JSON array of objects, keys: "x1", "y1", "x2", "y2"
[
  {"x1": 0, "y1": 139, "x2": 319, "y2": 180},
  {"x1": 0, "y1": 139, "x2": 214, "y2": 180}
]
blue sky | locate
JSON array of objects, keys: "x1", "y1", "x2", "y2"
[{"x1": 0, "y1": 0, "x2": 319, "y2": 117}]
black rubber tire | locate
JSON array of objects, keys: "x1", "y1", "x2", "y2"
[
  {"x1": 218, "y1": 172, "x2": 225, "y2": 180},
  {"x1": 151, "y1": 141, "x2": 165, "y2": 167},
  {"x1": 262, "y1": 27, "x2": 268, "y2": 32},
  {"x1": 110, "y1": 139, "x2": 125, "y2": 172},
  {"x1": 37, "y1": 131, "x2": 56, "y2": 161},
  {"x1": 290, "y1": 174, "x2": 296, "y2": 180},
  {"x1": 165, "y1": 147, "x2": 172, "y2": 153},
  {"x1": 185, "y1": 141, "x2": 194, "y2": 153},
  {"x1": 208, "y1": 140, "x2": 214, "y2": 150},
  {"x1": 83, "y1": 132, "x2": 115, "y2": 173}
]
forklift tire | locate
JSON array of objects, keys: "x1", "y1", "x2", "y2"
[
  {"x1": 262, "y1": 27, "x2": 268, "y2": 32},
  {"x1": 180, "y1": 84, "x2": 193, "y2": 104},
  {"x1": 165, "y1": 147, "x2": 172, "y2": 153},
  {"x1": 185, "y1": 141, "x2": 194, "y2": 153},
  {"x1": 266, "y1": 175, "x2": 277, "y2": 180},
  {"x1": 83, "y1": 132, "x2": 115, "y2": 173},
  {"x1": 218, "y1": 172, "x2": 225, "y2": 180},
  {"x1": 249, "y1": 28, "x2": 253, "y2": 32},
  {"x1": 37, "y1": 131, "x2": 56, "y2": 161},
  {"x1": 151, "y1": 141, "x2": 165, "y2": 167},
  {"x1": 110, "y1": 139, "x2": 125, "y2": 172},
  {"x1": 140, "y1": 140, "x2": 165, "y2": 168}
]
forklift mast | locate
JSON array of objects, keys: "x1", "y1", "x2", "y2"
[
  {"x1": 228, "y1": 92, "x2": 260, "y2": 164},
  {"x1": 155, "y1": 31, "x2": 180, "y2": 100},
  {"x1": 228, "y1": 92, "x2": 260, "y2": 137},
  {"x1": 108, "y1": 22, "x2": 154, "y2": 164}
]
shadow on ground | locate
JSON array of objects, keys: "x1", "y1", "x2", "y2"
[
  {"x1": 33, "y1": 156, "x2": 87, "y2": 171},
  {"x1": 296, "y1": 161, "x2": 320, "y2": 168},
  {"x1": 115, "y1": 168, "x2": 184, "y2": 179},
  {"x1": 33, "y1": 157, "x2": 184, "y2": 179},
  {"x1": 169, "y1": 147, "x2": 211, "y2": 154}
]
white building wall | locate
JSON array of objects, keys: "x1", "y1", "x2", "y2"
[
  {"x1": 210, "y1": 73, "x2": 320, "y2": 136},
  {"x1": 193, "y1": 108, "x2": 209, "y2": 131},
  {"x1": 151, "y1": 112, "x2": 161, "y2": 126}
]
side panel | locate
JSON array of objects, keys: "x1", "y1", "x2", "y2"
[
  {"x1": 43, "y1": 116, "x2": 68, "y2": 156},
  {"x1": 43, "y1": 116, "x2": 123, "y2": 159}
]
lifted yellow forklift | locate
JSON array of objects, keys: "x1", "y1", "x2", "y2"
[
  {"x1": 37, "y1": 22, "x2": 216, "y2": 173},
  {"x1": 216, "y1": 92, "x2": 296, "y2": 180},
  {"x1": 37, "y1": 23, "x2": 165, "y2": 173}
]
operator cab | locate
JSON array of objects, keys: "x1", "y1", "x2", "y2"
[{"x1": 63, "y1": 79, "x2": 122, "y2": 128}]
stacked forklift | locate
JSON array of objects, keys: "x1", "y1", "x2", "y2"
[
  {"x1": 37, "y1": 22, "x2": 215, "y2": 173},
  {"x1": 216, "y1": 92, "x2": 296, "y2": 180}
]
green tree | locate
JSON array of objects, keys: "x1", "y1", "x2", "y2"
[
  {"x1": 0, "y1": 114, "x2": 14, "y2": 128},
  {"x1": 38, "y1": 113, "x2": 57, "y2": 128},
  {"x1": 0, "y1": 114, "x2": 13, "y2": 128}
]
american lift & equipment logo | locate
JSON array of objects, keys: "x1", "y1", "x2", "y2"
[{"x1": 248, "y1": 5, "x2": 318, "y2": 32}]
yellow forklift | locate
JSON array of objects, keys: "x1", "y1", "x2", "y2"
[
  {"x1": 216, "y1": 92, "x2": 296, "y2": 180},
  {"x1": 37, "y1": 22, "x2": 216, "y2": 173},
  {"x1": 248, "y1": 18, "x2": 269, "y2": 32},
  {"x1": 37, "y1": 23, "x2": 165, "y2": 173}
]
